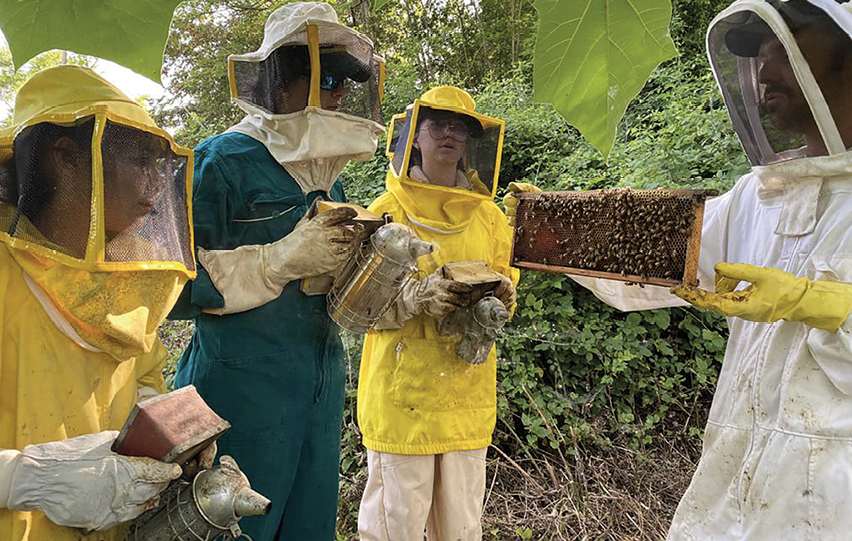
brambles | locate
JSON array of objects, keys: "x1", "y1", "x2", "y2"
[{"x1": 512, "y1": 188, "x2": 710, "y2": 284}]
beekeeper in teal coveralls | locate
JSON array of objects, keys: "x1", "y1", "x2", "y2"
[{"x1": 169, "y1": 3, "x2": 385, "y2": 539}]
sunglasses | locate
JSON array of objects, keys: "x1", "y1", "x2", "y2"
[
  {"x1": 300, "y1": 73, "x2": 346, "y2": 91},
  {"x1": 425, "y1": 119, "x2": 471, "y2": 142}
]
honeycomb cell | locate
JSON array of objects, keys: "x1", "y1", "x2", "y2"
[{"x1": 511, "y1": 188, "x2": 717, "y2": 287}]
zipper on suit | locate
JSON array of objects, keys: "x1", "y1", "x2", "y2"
[{"x1": 736, "y1": 235, "x2": 802, "y2": 515}]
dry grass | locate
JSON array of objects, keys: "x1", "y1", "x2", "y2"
[
  {"x1": 479, "y1": 439, "x2": 699, "y2": 540},
  {"x1": 336, "y1": 433, "x2": 701, "y2": 541},
  {"x1": 160, "y1": 322, "x2": 703, "y2": 541}
]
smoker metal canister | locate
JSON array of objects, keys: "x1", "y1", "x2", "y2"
[
  {"x1": 328, "y1": 222, "x2": 434, "y2": 333},
  {"x1": 125, "y1": 456, "x2": 271, "y2": 541}
]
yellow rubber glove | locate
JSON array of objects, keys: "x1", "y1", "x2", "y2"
[
  {"x1": 673, "y1": 263, "x2": 852, "y2": 332},
  {"x1": 502, "y1": 182, "x2": 542, "y2": 226}
]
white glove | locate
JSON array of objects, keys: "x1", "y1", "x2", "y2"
[
  {"x1": 199, "y1": 207, "x2": 363, "y2": 315},
  {"x1": 375, "y1": 271, "x2": 474, "y2": 329},
  {"x1": 3, "y1": 431, "x2": 181, "y2": 531}
]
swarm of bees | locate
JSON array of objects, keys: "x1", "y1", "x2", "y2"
[{"x1": 512, "y1": 188, "x2": 714, "y2": 285}]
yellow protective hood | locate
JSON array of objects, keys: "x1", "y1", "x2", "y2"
[
  {"x1": 9, "y1": 246, "x2": 187, "y2": 361},
  {"x1": 0, "y1": 65, "x2": 196, "y2": 276},
  {"x1": 0, "y1": 66, "x2": 194, "y2": 360},
  {"x1": 387, "y1": 86, "x2": 505, "y2": 233},
  {"x1": 6, "y1": 65, "x2": 154, "y2": 133}
]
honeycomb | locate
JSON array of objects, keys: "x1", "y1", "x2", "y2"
[{"x1": 511, "y1": 188, "x2": 717, "y2": 286}]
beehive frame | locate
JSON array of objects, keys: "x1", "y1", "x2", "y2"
[{"x1": 510, "y1": 189, "x2": 717, "y2": 287}]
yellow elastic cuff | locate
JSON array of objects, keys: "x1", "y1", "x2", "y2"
[
  {"x1": 0, "y1": 449, "x2": 22, "y2": 508},
  {"x1": 795, "y1": 280, "x2": 852, "y2": 332}
]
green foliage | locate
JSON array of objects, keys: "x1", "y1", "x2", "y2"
[
  {"x1": 495, "y1": 272, "x2": 725, "y2": 452},
  {"x1": 339, "y1": 49, "x2": 739, "y2": 454},
  {"x1": 533, "y1": 0, "x2": 678, "y2": 159},
  {"x1": 340, "y1": 131, "x2": 390, "y2": 205},
  {"x1": 158, "y1": 320, "x2": 194, "y2": 390},
  {"x1": 152, "y1": 0, "x2": 279, "y2": 146},
  {"x1": 0, "y1": 0, "x2": 182, "y2": 82},
  {"x1": 475, "y1": 58, "x2": 748, "y2": 193}
]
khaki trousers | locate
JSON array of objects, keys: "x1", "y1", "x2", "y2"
[{"x1": 358, "y1": 448, "x2": 488, "y2": 541}]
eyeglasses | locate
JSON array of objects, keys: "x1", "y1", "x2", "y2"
[
  {"x1": 300, "y1": 73, "x2": 346, "y2": 91},
  {"x1": 425, "y1": 119, "x2": 471, "y2": 142}
]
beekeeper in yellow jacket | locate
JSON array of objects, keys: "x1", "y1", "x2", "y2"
[
  {"x1": 357, "y1": 86, "x2": 520, "y2": 541},
  {"x1": 0, "y1": 66, "x2": 198, "y2": 540}
]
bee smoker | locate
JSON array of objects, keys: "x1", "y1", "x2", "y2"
[
  {"x1": 439, "y1": 296, "x2": 510, "y2": 365},
  {"x1": 125, "y1": 456, "x2": 271, "y2": 541},
  {"x1": 113, "y1": 387, "x2": 271, "y2": 540},
  {"x1": 437, "y1": 261, "x2": 510, "y2": 365},
  {"x1": 328, "y1": 221, "x2": 435, "y2": 333}
]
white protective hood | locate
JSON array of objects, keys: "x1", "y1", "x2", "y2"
[
  {"x1": 706, "y1": 0, "x2": 852, "y2": 235},
  {"x1": 226, "y1": 2, "x2": 385, "y2": 194}
]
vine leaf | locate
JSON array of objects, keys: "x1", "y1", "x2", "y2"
[
  {"x1": 533, "y1": 0, "x2": 678, "y2": 158},
  {"x1": 0, "y1": 0, "x2": 183, "y2": 83}
]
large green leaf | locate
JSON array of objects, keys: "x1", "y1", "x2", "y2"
[
  {"x1": 373, "y1": 0, "x2": 393, "y2": 9},
  {"x1": 0, "y1": 0, "x2": 182, "y2": 83},
  {"x1": 533, "y1": 0, "x2": 677, "y2": 158}
]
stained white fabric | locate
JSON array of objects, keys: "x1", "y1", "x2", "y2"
[
  {"x1": 3, "y1": 431, "x2": 181, "y2": 531},
  {"x1": 198, "y1": 209, "x2": 357, "y2": 315},
  {"x1": 572, "y1": 153, "x2": 852, "y2": 539},
  {"x1": 358, "y1": 448, "x2": 487, "y2": 541},
  {"x1": 227, "y1": 108, "x2": 382, "y2": 195}
]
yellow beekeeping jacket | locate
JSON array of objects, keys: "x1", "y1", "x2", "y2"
[
  {"x1": 0, "y1": 244, "x2": 167, "y2": 541},
  {"x1": 357, "y1": 167, "x2": 520, "y2": 454}
]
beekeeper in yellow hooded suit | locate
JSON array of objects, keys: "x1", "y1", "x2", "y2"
[
  {"x1": 357, "y1": 86, "x2": 520, "y2": 541},
  {"x1": 0, "y1": 65, "x2": 198, "y2": 540}
]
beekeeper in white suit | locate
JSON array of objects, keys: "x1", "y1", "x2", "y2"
[{"x1": 562, "y1": 0, "x2": 852, "y2": 538}]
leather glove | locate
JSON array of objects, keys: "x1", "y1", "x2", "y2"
[
  {"x1": 502, "y1": 182, "x2": 542, "y2": 227},
  {"x1": 183, "y1": 441, "x2": 217, "y2": 479},
  {"x1": 673, "y1": 262, "x2": 852, "y2": 332},
  {"x1": 412, "y1": 273, "x2": 474, "y2": 321},
  {"x1": 3, "y1": 431, "x2": 182, "y2": 531},
  {"x1": 264, "y1": 206, "x2": 363, "y2": 283},
  {"x1": 493, "y1": 275, "x2": 517, "y2": 310},
  {"x1": 380, "y1": 271, "x2": 473, "y2": 327},
  {"x1": 198, "y1": 206, "x2": 363, "y2": 315}
]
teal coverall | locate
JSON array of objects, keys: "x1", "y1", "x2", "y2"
[{"x1": 171, "y1": 132, "x2": 346, "y2": 540}]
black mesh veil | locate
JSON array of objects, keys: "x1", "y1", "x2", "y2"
[
  {"x1": 0, "y1": 118, "x2": 95, "y2": 259},
  {"x1": 390, "y1": 104, "x2": 503, "y2": 195},
  {"x1": 231, "y1": 24, "x2": 383, "y2": 124},
  {"x1": 0, "y1": 117, "x2": 194, "y2": 270},
  {"x1": 101, "y1": 121, "x2": 194, "y2": 270}
]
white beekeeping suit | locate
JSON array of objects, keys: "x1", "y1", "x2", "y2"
[{"x1": 572, "y1": 0, "x2": 852, "y2": 538}]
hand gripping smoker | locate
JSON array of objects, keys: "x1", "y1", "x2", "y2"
[
  {"x1": 124, "y1": 456, "x2": 271, "y2": 541},
  {"x1": 113, "y1": 386, "x2": 271, "y2": 540},
  {"x1": 437, "y1": 261, "x2": 511, "y2": 365},
  {"x1": 328, "y1": 220, "x2": 435, "y2": 333}
]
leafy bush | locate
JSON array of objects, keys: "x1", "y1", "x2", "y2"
[{"x1": 496, "y1": 272, "x2": 726, "y2": 452}]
